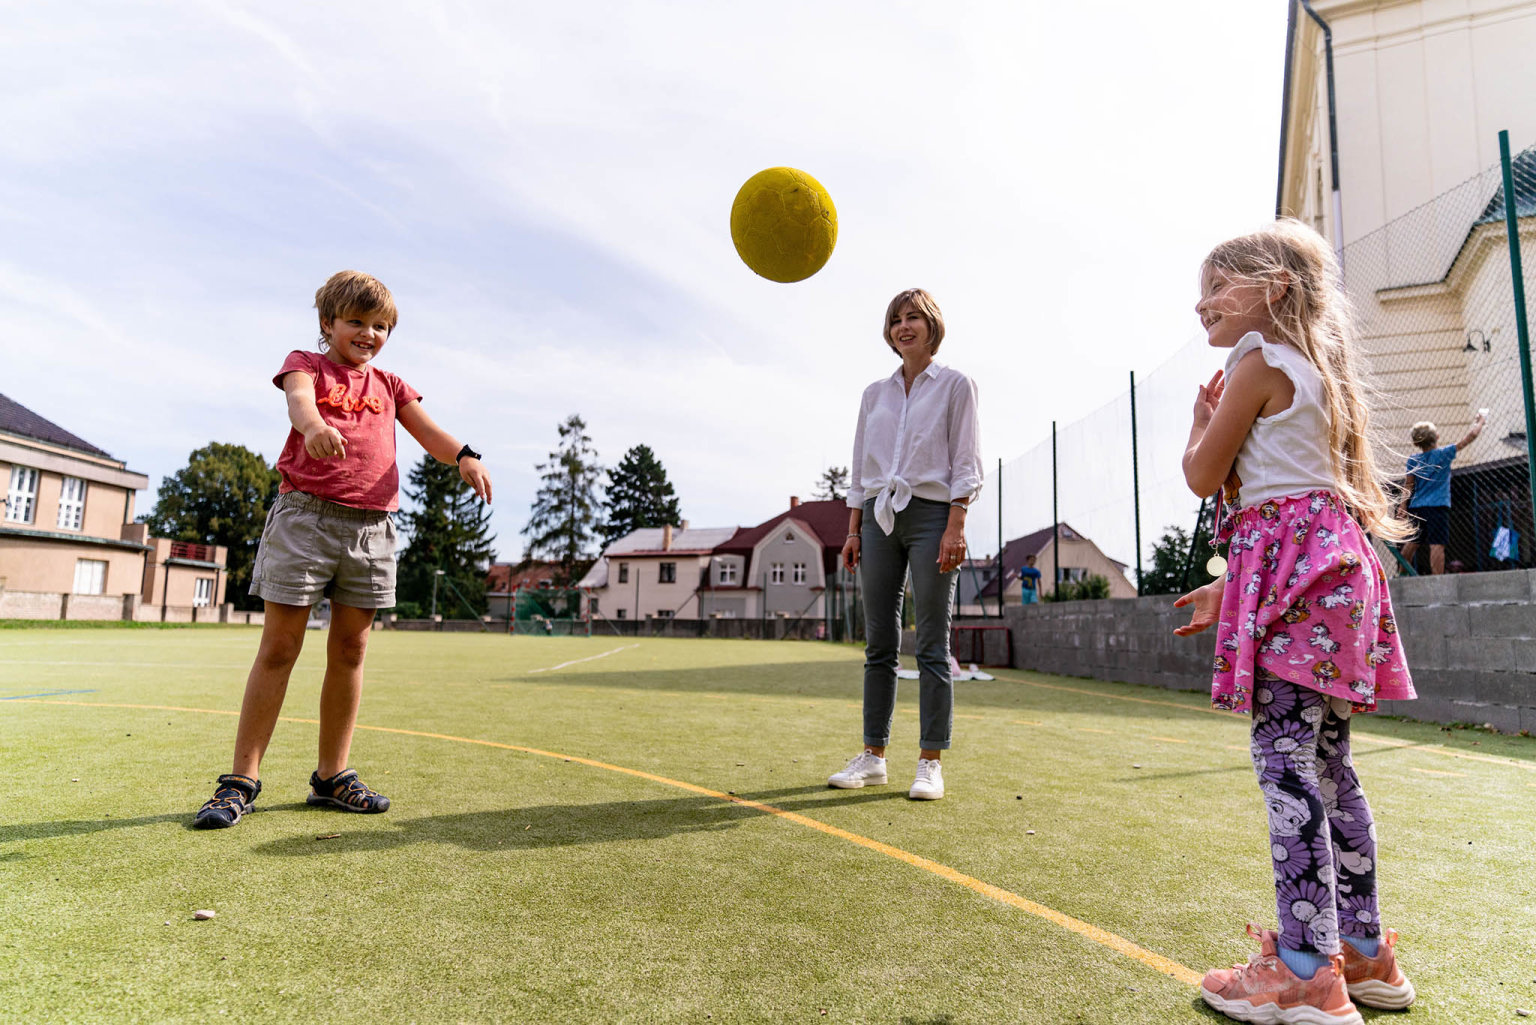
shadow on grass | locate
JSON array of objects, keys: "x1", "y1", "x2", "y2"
[
  {"x1": 0, "y1": 811, "x2": 191, "y2": 844},
  {"x1": 250, "y1": 784, "x2": 906, "y2": 857}
]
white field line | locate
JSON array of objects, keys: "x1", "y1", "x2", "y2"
[{"x1": 526, "y1": 644, "x2": 639, "y2": 675}]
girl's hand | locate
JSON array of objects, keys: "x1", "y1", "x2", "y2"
[
  {"x1": 458, "y1": 457, "x2": 492, "y2": 504},
  {"x1": 1172, "y1": 578, "x2": 1224, "y2": 636},
  {"x1": 937, "y1": 524, "x2": 967, "y2": 573},
  {"x1": 1191, "y1": 370, "x2": 1224, "y2": 429},
  {"x1": 303, "y1": 424, "x2": 348, "y2": 460},
  {"x1": 841, "y1": 535, "x2": 861, "y2": 571}
]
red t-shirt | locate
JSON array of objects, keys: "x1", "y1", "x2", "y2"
[{"x1": 272, "y1": 350, "x2": 422, "y2": 511}]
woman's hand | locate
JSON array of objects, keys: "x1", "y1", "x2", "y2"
[
  {"x1": 1192, "y1": 370, "x2": 1224, "y2": 430},
  {"x1": 937, "y1": 524, "x2": 967, "y2": 573},
  {"x1": 841, "y1": 535, "x2": 861, "y2": 571},
  {"x1": 1172, "y1": 578, "x2": 1225, "y2": 636}
]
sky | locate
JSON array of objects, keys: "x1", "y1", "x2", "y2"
[{"x1": 0, "y1": 1, "x2": 1288, "y2": 566}]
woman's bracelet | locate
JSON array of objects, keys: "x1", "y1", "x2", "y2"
[{"x1": 847, "y1": 532, "x2": 860, "y2": 539}]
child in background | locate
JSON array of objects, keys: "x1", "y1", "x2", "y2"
[
  {"x1": 193, "y1": 270, "x2": 491, "y2": 829},
  {"x1": 1174, "y1": 221, "x2": 1417, "y2": 1024}
]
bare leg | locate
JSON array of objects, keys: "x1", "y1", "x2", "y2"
[
  {"x1": 1400, "y1": 541, "x2": 1419, "y2": 571},
  {"x1": 231, "y1": 601, "x2": 313, "y2": 778},
  {"x1": 1429, "y1": 544, "x2": 1446, "y2": 575},
  {"x1": 316, "y1": 602, "x2": 376, "y2": 779}
]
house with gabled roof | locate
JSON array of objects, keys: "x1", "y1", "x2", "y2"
[
  {"x1": 967, "y1": 522, "x2": 1137, "y2": 612},
  {"x1": 0, "y1": 393, "x2": 228, "y2": 620},
  {"x1": 576, "y1": 522, "x2": 738, "y2": 621},
  {"x1": 700, "y1": 497, "x2": 850, "y2": 620}
]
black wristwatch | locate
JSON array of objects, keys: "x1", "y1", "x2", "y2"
[{"x1": 455, "y1": 444, "x2": 482, "y2": 463}]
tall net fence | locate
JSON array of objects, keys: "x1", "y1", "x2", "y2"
[
  {"x1": 966, "y1": 335, "x2": 1223, "y2": 594},
  {"x1": 1343, "y1": 141, "x2": 1536, "y2": 576},
  {"x1": 967, "y1": 139, "x2": 1536, "y2": 590}
]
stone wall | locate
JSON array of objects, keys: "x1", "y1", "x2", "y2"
[
  {"x1": 976, "y1": 568, "x2": 1536, "y2": 732},
  {"x1": 0, "y1": 590, "x2": 260, "y2": 626}
]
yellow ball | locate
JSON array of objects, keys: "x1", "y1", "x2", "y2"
[{"x1": 730, "y1": 167, "x2": 837, "y2": 283}]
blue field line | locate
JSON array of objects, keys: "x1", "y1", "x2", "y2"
[{"x1": 0, "y1": 689, "x2": 99, "y2": 700}]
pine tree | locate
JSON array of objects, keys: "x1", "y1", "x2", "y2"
[
  {"x1": 396, "y1": 456, "x2": 496, "y2": 618},
  {"x1": 813, "y1": 466, "x2": 850, "y2": 502},
  {"x1": 142, "y1": 443, "x2": 280, "y2": 610},
  {"x1": 601, "y1": 444, "x2": 682, "y2": 547},
  {"x1": 522, "y1": 414, "x2": 603, "y2": 585}
]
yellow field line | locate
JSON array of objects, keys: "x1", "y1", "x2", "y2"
[
  {"x1": 1409, "y1": 767, "x2": 1465, "y2": 778},
  {"x1": 1149, "y1": 736, "x2": 1189, "y2": 744},
  {"x1": 9, "y1": 696, "x2": 1201, "y2": 988}
]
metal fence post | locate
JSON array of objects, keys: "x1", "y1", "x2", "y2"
[
  {"x1": 1130, "y1": 370, "x2": 1143, "y2": 596},
  {"x1": 1498, "y1": 129, "x2": 1536, "y2": 544},
  {"x1": 1051, "y1": 420, "x2": 1060, "y2": 598}
]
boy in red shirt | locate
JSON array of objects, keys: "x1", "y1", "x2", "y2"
[{"x1": 194, "y1": 271, "x2": 491, "y2": 828}]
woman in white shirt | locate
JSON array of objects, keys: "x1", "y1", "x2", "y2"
[{"x1": 827, "y1": 288, "x2": 982, "y2": 800}]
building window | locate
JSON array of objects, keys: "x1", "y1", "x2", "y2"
[
  {"x1": 615, "y1": 608, "x2": 627, "y2": 619},
  {"x1": 657, "y1": 609, "x2": 673, "y2": 619},
  {"x1": 193, "y1": 578, "x2": 214, "y2": 607},
  {"x1": 784, "y1": 530, "x2": 795, "y2": 542},
  {"x1": 589, "y1": 597, "x2": 600, "y2": 614},
  {"x1": 717, "y1": 560, "x2": 737, "y2": 585},
  {"x1": 659, "y1": 562, "x2": 676, "y2": 583},
  {"x1": 769, "y1": 563, "x2": 784, "y2": 584},
  {"x1": 1057, "y1": 566, "x2": 1087, "y2": 584},
  {"x1": 73, "y1": 559, "x2": 106, "y2": 595},
  {"x1": 539, "y1": 579, "x2": 552, "y2": 589},
  {"x1": 716, "y1": 609, "x2": 736, "y2": 619},
  {"x1": 57, "y1": 476, "x2": 87, "y2": 530},
  {"x1": 6, "y1": 466, "x2": 39, "y2": 523},
  {"x1": 792, "y1": 562, "x2": 807, "y2": 585},
  {"x1": 618, "y1": 563, "x2": 629, "y2": 583}
]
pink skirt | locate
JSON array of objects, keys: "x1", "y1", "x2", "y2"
[{"x1": 1210, "y1": 490, "x2": 1416, "y2": 714}]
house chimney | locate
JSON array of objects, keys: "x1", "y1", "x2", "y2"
[
  {"x1": 789, "y1": 496, "x2": 800, "y2": 508},
  {"x1": 662, "y1": 524, "x2": 673, "y2": 550}
]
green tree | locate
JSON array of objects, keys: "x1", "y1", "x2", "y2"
[
  {"x1": 1044, "y1": 574, "x2": 1113, "y2": 602},
  {"x1": 1140, "y1": 519, "x2": 1218, "y2": 597},
  {"x1": 396, "y1": 455, "x2": 496, "y2": 618},
  {"x1": 601, "y1": 444, "x2": 682, "y2": 548},
  {"x1": 142, "y1": 443, "x2": 280, "y2": 611},
  {"x1": 812, "y1": 466, "x2": 850, "y2": 503},
  {"x1": 522, "y1": 414, "x2": 603, "y2": 585}
]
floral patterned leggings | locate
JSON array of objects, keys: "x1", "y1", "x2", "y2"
[{"x1": 1250, "y1": 669, "x2": 1383, "y2": 955}]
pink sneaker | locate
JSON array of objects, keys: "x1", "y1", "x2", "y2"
[
  {"x1": 1200, "y1": 924, "x2": 1363, "y2": 1024},
  {"x1": 1341, "y1": 929, "x2": 1415, "y2": 1009}
]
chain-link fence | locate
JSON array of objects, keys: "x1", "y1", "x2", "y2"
[
  {"x1": 966, "y1": 137, "x2": 1536, "y2": 596},
  {"x1": 1345, "y1": 139, "x2": 1536, "y2": 576}
]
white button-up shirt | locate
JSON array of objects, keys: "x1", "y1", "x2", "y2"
[{"x1": 847, "y1": 361, "x2": 982, "y2": 534}]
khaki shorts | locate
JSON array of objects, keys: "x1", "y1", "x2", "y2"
[{"x1": 250, "y1": 491, "x2": 397, "y2": 609}]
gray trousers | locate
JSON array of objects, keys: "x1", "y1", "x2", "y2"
[{"x1": 859, "y1": 497, "x2": 957, "y2": 749}]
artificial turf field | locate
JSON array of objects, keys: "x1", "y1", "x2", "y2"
[{"x1": 2, "y1": 626, "x2": 1533, "y2": 1024}]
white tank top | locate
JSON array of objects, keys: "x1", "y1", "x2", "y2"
[{"x1": 1223, "y1": 332, "x2": 1336, "y2": 508}]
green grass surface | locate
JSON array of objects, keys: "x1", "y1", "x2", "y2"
[{"x1": 2, "y1": 629, "x2": 1533, "y2": 1023}]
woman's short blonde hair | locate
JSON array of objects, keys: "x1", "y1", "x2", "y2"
[
  {"x1": 883, "y1": 288, "x2": 945, "y2": 356},
  {"x1": 314, "y1": 270, "x2": 398, "y2": 346},
  {"x1": 1410, "y1": 421, "x2": 1439, "y2": 448}
]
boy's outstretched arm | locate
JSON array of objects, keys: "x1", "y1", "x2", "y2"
[
  {"x1": 283, "y1": 372, "x2": 347, "y2": 459},
  {"x1": 398, "y1": 400, "x2": 492, "y2": 503}
]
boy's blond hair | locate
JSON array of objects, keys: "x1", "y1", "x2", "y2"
[
  {"x1": 314, "y1": 271, "x2": 398, "y2": 346},
  {"x1": 1203, "y1": 219, "x2": 1409, "y2": 541},
  {"x1": 1409, "y1": 421, "x2": 1439, "y2": 448},
  {"x1": 883, "y1": 288, "x2": 946, "y2": 356}
]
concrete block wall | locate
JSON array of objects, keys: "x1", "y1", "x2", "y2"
[
  {"x1": 0, "y1": 590, "x2": 66, "y2": 620},
  {"x1": 980, "y1": 568, "x2": 1535, "y2": 731}
]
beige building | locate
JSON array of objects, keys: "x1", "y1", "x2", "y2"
[
  {"x1": 966, "y1": 522, "x2": 1138, "y2": 614},
  {"x1": 1278, "y1": 0, "x2": 1536, "y2": 570},
  {"x1": 578, "y1": 523, "x2": 737, "y2": 622},
  {"x1": 0, "y1": 394, "x2": 229, "y2": 621}
]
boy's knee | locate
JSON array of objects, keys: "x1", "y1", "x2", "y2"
[{"x1": 330, "y1": 632, "x2": 370, "y2": 668}]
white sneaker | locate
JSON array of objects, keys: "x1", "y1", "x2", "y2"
[
  {"x1": 827, "y1": 751, "x2": 888, "y2": 789},
  {"x1": 909, "y1": 758, "x2": 944, "y2": 800}
]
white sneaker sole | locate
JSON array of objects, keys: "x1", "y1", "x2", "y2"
[
  {"x1": 1200, "y1": 990, "x2": 1362, "y2": 1025},
  {"x1": 908, "y1": 786, "x2": 944, "y2": 800},
  {"x1": 828, "y1": 774, "x2": 888, "y2": 789},
  {"x1": 1347, "y1": 977, "x2": 1415, "y2": 1010}
]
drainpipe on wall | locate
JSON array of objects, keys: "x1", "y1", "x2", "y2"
[{"x1": 1298, "y1": 0, "x2": 1344, "y2": 271}]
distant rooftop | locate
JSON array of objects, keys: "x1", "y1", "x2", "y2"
[{"x1": 0, "y1": 393, "x2": 114, "y2": 459}]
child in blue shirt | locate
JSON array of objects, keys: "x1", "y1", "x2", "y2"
[{"x1": 1399, "y1": 413, "x2": 1484, "y2": 574}]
